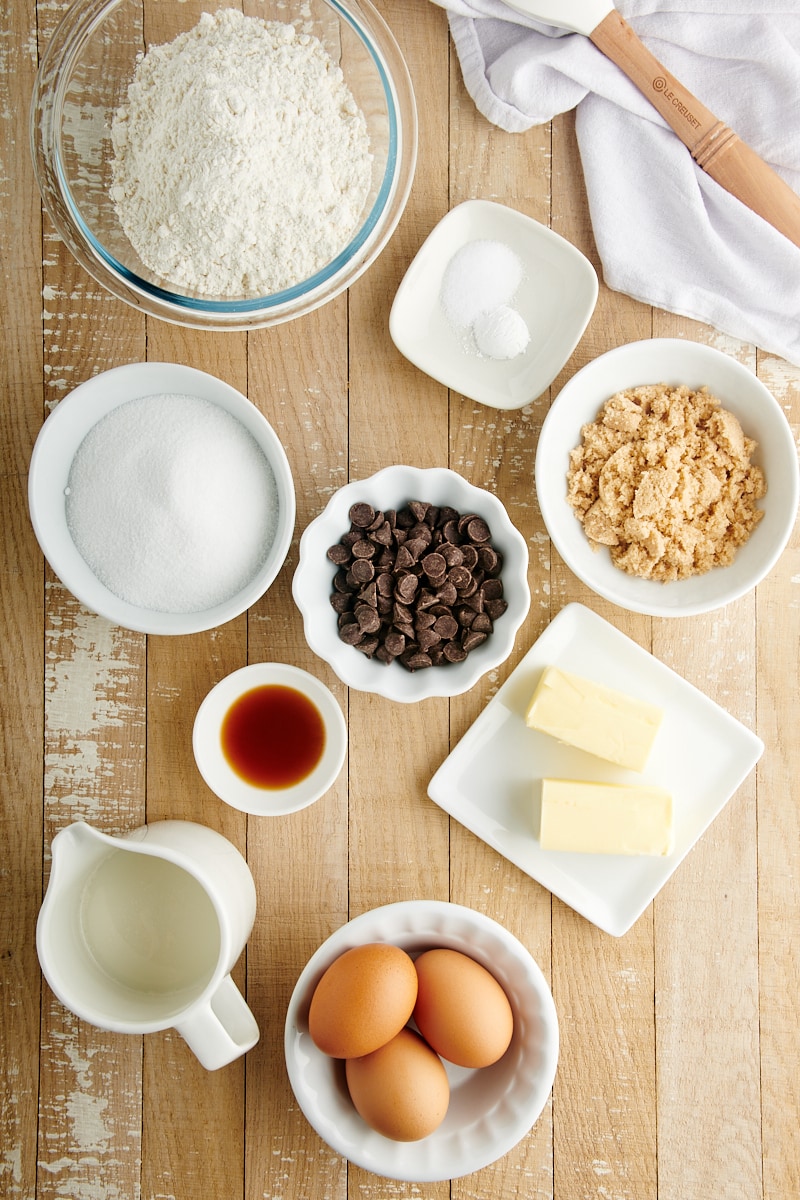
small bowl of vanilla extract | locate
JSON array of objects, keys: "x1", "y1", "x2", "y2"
[{"x1": 192, "y1": 663, "x2": 347, "y2": 815}]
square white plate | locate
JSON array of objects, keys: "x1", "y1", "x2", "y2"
[
  {"x1": 428, "y1": 603, "x2": 763, "y2": 936},
  {"x1": 389, "y1": 200, "x2": 598, "y2": 411}
]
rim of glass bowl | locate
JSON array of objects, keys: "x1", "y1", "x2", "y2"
[{"x1": 30, "y1": 0, "x2": 418, "y2": 330}]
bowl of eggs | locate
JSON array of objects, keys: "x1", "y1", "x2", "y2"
[{"x1": 283, "y1": 899, "x2": 559, "y2": 1182}]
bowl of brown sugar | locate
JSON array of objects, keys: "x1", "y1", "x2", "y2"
[{"x1": 535, "y1": 339, "x2": 799, "y2": 617}]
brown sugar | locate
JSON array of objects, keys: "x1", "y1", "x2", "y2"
[{"x1": 566, "y1": 384, "x2": 766, "y2": 582}]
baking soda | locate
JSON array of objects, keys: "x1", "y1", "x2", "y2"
[
  {"x1": 473, "y1": 304, "x2": 531, "y2": 360},
  {"x1": 65, "y1": 393, "x2": 279, "y2": 613}
]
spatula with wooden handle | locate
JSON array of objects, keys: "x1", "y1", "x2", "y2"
[{"x1": 503, "y1": 0, "x2": 800, "y2": 249}]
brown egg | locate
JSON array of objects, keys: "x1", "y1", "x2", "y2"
[
  {"x1": 345, "y1": 1027, "x2": 450, "y2": 1141},
  {"x1": 413, "y1": 948, "x2": 513, "y2": 1068},
  {"x1": 308, "y1": 942, "x2": 417, "y2": 1058}
]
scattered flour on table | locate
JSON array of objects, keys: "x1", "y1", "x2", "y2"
[
  {"x1": 109, "y1": 8, "x2": 373, "y2": 297},
  {"x1": 65, "y1": 393, "x2": 279, "y2": 613}
]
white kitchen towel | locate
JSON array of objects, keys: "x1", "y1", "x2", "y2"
[{"x1": 433, "y1": 0, "x2": 800, "y2": 365}]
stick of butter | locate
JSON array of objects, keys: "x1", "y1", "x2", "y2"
[
  {"x1": 539, "y1": 779, "x2": 674, "y2": 856},
  {"x1": 524, "y1": 665, "x2": 663, "y2": 772}
]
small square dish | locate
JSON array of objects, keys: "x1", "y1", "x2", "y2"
[
  {"x1": 389, "y1": 199, "x2": 598, "y2": 411},
  {"x1": 427, "y1": 603, "x2": 763, "y2": 936}
]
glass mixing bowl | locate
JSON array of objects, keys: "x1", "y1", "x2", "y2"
[{"x1": 30, "y1": 0, "x2": 417, "y2": 329}]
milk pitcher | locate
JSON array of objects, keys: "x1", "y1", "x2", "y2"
[{"x1": 37, "y1": 820, "x2": 259, "y2": 1070}]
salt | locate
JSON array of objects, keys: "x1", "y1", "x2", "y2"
[
  {"x1": 65, "y1": 393, "x2": 279, "y2": 614},
  {"x1": 439, "y1": 238, "x2": 530, "y2": 361}
]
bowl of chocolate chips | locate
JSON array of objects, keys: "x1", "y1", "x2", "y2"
[{"x1": 292, "y1": 465, "x2": 530, "y2": 702}]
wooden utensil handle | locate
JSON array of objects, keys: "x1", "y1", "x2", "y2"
[{"x1": 590, "y1": 9, "x2": 800, "y2": 249}]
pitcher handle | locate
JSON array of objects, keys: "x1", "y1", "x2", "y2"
[{"x1": 175, "y1": 975, "x2": 259, "y2": 1070}]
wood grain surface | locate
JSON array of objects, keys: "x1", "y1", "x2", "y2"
[{"x1": 2, "y1": 2, "x2": 798, "y2": 1198}]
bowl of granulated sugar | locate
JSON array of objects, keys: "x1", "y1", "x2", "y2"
[{"x1": 28, "y1": 363, "x2": 296, "y2": 635}]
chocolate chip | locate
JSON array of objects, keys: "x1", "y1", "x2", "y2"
[
  {"x1": 442, "y1": 641, "x2": 468, "y2": 663},
  {"x1": 326, "y1": 496, "x2": 510, "y2": 671},
  {"x1": 394, "y1": 544, "x2": 415, "y2": 571},
  {"x1": 441, "y1": 544, "x2": 464, "y2": 567},
  {"x1": 480, "y1": 578, "x2": 504, "y2": 601},
  {"x1": 404, "y1": 537, "x2": 428, "y2": 562},
  {"x1": 349, "y1": 502, "x2": 375, "y2": 528},
  {"x1": 466, "y1": 517, "x2": 491, "y2": 543},
  {"x1": 330, "y1": 592, "x2": 353, "y2": 614},
  {"x1": 395, "y1": 573, "x2": 419, "y2": 602},
  {"x1": 327, "y1": 543, "x2": 351, "y2": 565},
  {"x1": 358, "y1": 581, "x2": 377, "y2": 607},
  {"x1": 417, "y1": 627, "x2": 442, "y2": 652},
  {"x1": 433, "y1": 613, "x2": 458, "y2": 640},
  {"x1": 462, "y1": 630, "x2": 488, "y2": 652},
  {"x1": 350, "y1": 558, "x2": 375, "y2": 584},
  {"x1": 485, "y1": 598, "x2": 508, "y2": 621},
  {"x1": 447, "y1": 565, "x2": 472, "y2": 590},
  {"x1": 355, "y1": 604, "x2": 381, "y2": 633},
  {"x1": 384, "y1": 630, "x2": 406, "y2": 657},
  {"x1": 371, "y1": 520, "x2": 394, "y2": 545},
  {"x1": 402, "y1": 650, "x2": 433, "y2": 671},
  {"x1": 421, "y1": 552, "x2": 446, "y2": 580}
]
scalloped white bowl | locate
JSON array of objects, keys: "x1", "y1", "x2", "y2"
[
  {"x1": 291, "y1": 465, "x2": 531, "y2": 701},
  {"x1": 536, "y1": 339, "x2": 799, "y2": 617},
  {"x1": 284, "y1": 900, "x2": 559, "y2": 1182}
]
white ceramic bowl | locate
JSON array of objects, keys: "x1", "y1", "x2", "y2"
[
  {"x1": 389, "y1": 199, "x2": 598, "y2": 410},
  {"x1": 28, "y1": 362, "x2": 296, "y2": 635},
  {"x1": 284, "y1": 900, "x2": 559, "y2": 1182},
  {"x1": 292, "y1": 465, "x2": 531, "y2": 701},
  {"x1": 193, "y1": 663, "x2": 347, "y2": 815},
  {"x1": 535, "y1": 339, "x2": 799, "y2": 617},
  {"x1": 30, "y1": 0, "x2": 417, "y2": 330}
]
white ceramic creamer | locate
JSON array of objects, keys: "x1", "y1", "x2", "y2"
[{"x1": 37, "y1": 820, "x2": 259, "y2": 1070}]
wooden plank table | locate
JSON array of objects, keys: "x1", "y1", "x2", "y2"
[{"x1": 2, "y1": 1, "x2": 798, "y2": 1197}]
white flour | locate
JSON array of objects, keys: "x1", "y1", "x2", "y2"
[{"x1": 110, "y1": 8, "x2": 373, "y2": 297}]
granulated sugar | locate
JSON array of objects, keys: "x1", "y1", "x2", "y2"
[
  {"x1": 109, "y1": 8, "x2": 373, "y2": 297},
  {"x1": 65, "y1": 394, "x2": 279, "y2": 613}
]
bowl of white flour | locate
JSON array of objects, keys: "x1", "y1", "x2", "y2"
[
  {"x1": 30, "y1": 0, "x2": 417, "y2": 329},
  {"x1": 28, "y1": 363, "x2": 296, "y2": 635}
]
